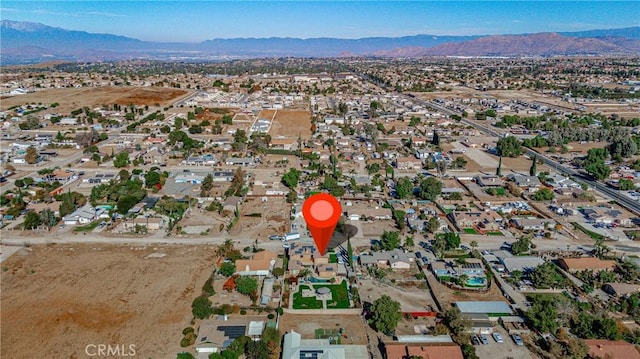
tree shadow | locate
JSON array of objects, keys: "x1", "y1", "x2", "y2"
[{"x1": 328, "y1": 224, "x2": 358, "y2": 252}]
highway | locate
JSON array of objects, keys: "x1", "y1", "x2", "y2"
[{"x1": 422, "y1": 99, "x2": 640, "y2": 217}]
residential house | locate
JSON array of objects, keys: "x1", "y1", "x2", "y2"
[
  {"x1": 282, "y1": 330, "x2": 368, "y2": 359},
  {"x1": 558, "y1": 257, "x2": 617, "y2": 273},
  {"x1": 385, "y1": 343, "x2": 464, "y2": 359},
  {"x1": 222, "y1": 196, "x2": 243, "y2": 212},
  {"x1": 510, "y1": 217, "x2": 553, "y2": 231},
  {"x1": 459, "y1": 258, "x2": 485, "y2": 277},
  {"x1": 603, "y1": 283, "x2": 640, "y2": 297},
  {"x1": 507, "y1": 174, "x2": 541, "y2": 192},
  {"x1": 62, "y1": 204, "x2": 107, "y2": 225},
  {"x1": 235, "y1": 250, "x2": 278, "y2": 276},
  {"x1": 359, "y1": 249, "x2": 412, "y2": 270},
  {"x1": 584, "y1": 340, "x2": 640, "y2": 359},
  {"x1": 453, "y1": 211, "x2": 501, "y2": 231},
  {"x1": 431, "y1": 261, "x2": 454, "y2": 277},
  {"x1": 395, "y1": 156, "x2": 423, "y2": 170},
  {"x1": 582, "y1": 207, "x2": 632, "y2": 226},
  {"x1": 475, "y1": 175, "x2": 504, "y2": 187}
]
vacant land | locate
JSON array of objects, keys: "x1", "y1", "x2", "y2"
[
  {"x1": 0, "y1": 86, "x2": 191, "y2": 113},
  {"x1": 269, "y1": 110, "x2": 312, "y2": 138},
  {"x1": 231, "y1": 196, "x2": 290, "y2": 241},
  {"x1": 278, "y1": 314, "x2": 368, "y2": 345},
  {"x1": 1, "y1": 243, "x2": 217, "y2": 358}
]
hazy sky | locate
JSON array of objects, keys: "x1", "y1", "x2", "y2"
[{"x1": 2, "y1": 1, "x2": 639, "y2": 42}]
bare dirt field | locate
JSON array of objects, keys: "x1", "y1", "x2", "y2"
[
  {"x1": 230, "y1": 196, "x2": 290, "y2": 241},
  {"x1": 0, "y1": 86, "x2": 191, "y2": 113},
  {"x1": 358, "y1": 279, "x2": 436, "y2": 313},
  {"x1": 268, "y1": 110, "x2": 312, "y2": 138},
  {"x1": 278, "y1": 313, "x2": 368, "y2": 344},
  {"x1": 0, "y1": 243, "x2": 217, "y2": 358}
]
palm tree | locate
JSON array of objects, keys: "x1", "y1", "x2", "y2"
[{"x1": 470, "y1": 240, "x2": 478, "y2": 252}]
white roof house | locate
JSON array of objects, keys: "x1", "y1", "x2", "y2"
[
  {"x1": 282, "y1": 331, "x2": 368, "y2": 359},
  {"x1": 62, "y1": 204, "x2": 107, "y2": 225}
]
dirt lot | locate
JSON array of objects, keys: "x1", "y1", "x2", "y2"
[
  {"x1": 0, "y1": 243, "x2": 217, "y2": 358},
  {"x1": 358, "y1": 279, "x2": 437, "y2": 313},
  {"x1": 0, "y1": 86, "x2": 191, "y2": 113},
  {"x1": 278, "y1": 313, "x2": 368, "y2": 344},
  {"x1": 230, "y1": 196, "x2": 290, "y2": 241},
  {"x1": 268, "y1": 110, "x2": 312, "y2": 138}
]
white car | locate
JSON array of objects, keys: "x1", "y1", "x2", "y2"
[{"x1": 492, "y1": 332, "x2": 503, "y2": 343}]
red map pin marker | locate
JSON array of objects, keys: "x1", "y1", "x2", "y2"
[{"x1": 302, "y1": 193, "x2": 342, "y2": 256}]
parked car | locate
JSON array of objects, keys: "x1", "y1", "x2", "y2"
[
  {"x1": 269, "y1": 235, "x2": 282, "y2": 240},
  {"x1": 512, "y1": 334, "x2": 524, "y2": 346},
  {"x1": 471, "y1": 336, "x2": 480, "y2": 345},
  {"x1": 479, "y1": 334, "x2": 489, "y2": 345},
  {"x1": 492, "y1": 332, "x2": 504, "y2": 343}
]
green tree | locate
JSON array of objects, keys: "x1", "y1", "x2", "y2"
[
  {"x1": 432, "y1": 130, "x2": 440, "y2": 146},
  {"x1": 281, "y1": 168, "x2": 301, "y2": 189},
  {"x1": 443, "y1": 232, "x2": 461, "y2": 250},
  {"x1": 526, "y1": 296, "x2": 559, "y2": 333},
  {"x1": 619, "y1": 178, "x2": 635, "y2": 191},
  {"x1": 144, "y1": 170, "x2": 161, "y2": 188},
  {"x1": 177, "y1": 353, "x2": 195, "y2": 359},
  {"x1": 427, "y1": 217, "x2": 439, "y2": 233},
  {"x1": 392, "y1": 210, "x2": 406, "y2": 230},
  {"x1": 201, "y1": 174, "x2": 214, "y2": 196},
  {"x1": 530, "y1": 154, "x2": 538, "y2": 176},
  {"x1": 395, "y1": 177, "x2": 414, "y2": 199},
  {"x1": 496, "y1": 136, "x2": 523, "y2": 157},
  {"x1": 39, "y1": 209, "x2": 57, "y2": 229},
  {"x1": 23, "y1": 145, "x2": 39, "y2": 164},
  {"x1": 192, "y1": 295, "x2": 213, "y2": 319},
  {"x1": 370, "y1": 295, "x2": 401, "y2": 335},
  {"x1": 113, "y1": 152, "x2": 130, "y2": 168},
  {"x1": 532, "y1": 188, "x2": 554, "y2": 201},
  {"x1": 235, "y1": 276, "x2": 258, "y2": 296},
  {"x1": 117, "y1": 195, "x2": 139, "y2": 214},
  {"x1": 23, "y1": 211, "x2": 41, "y2": 229},
  {"x1": 511, "y1": 237, "x2": 531, "y2": 255},
  {"x1": 404, "y1": 235, "x2": 414, "y2": 249},
  {"x1": 418, "y1": 177, "x2": 442, "y2": 201},
  {"x1": 380, "y1": 231, "x2": 401, "y2": 251},
  {"x1": 219, "y1": 262, "x2": 236, "y2": 277},
  {"x1": 531, "y1": 262, "x2": 559, "y2": 289},
  {"x1": 347, "y1": 238, "x2": 354, "y2": 267}
]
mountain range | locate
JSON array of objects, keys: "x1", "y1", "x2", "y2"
[{"x1": 1, "y1": 20, "x2": 639, "y2": 64}]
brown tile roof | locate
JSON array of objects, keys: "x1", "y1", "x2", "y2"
[
  {"x1": 407, "y1": 344, "x2": 464, "y2": 359},
  {"x1": 385, "y1": 343, "x2": 407, "y2": 359},
  {"x1": 559, "y1": 257, "x2": 617, "y2": 271},
  {"x1": 252, "y1": 250, "x2": 277, "y2": 261},
  {"x1": 585, "y1": 339, "x2": 640, "y2": 359},
  {"x1": 235, "y1": 259, "x2": 272, "y2": 272}
]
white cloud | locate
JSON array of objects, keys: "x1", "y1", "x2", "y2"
[{"x1": 86, "y1": 11, "x2": 129, "y2": 18}]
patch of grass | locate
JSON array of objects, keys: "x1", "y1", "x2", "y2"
[
  {"x1": 329, "y1": 253, "x2": 337, "y2": 264},
  {"x1": 314, "y1": 281, "x2": 350, "y2": 308},
  {"x1": 292, "y1": 287, "x2": 323, "y2": 309},
  {"x1": 487, "y1": 231, "x2": 504, "y2": 236},
  {"x1": 73, "y1": 219, "x2": 103, "y2": 233},
  {"x1": 463, "y1": 228, "x2": 479, "y2": 234},
  {"x1": 572, "y1": 222, "x2": 605, "y2": 241}
]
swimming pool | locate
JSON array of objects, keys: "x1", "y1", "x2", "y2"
[{"x1": 466, "y1": 277, "x2": 487, "y2": 286}]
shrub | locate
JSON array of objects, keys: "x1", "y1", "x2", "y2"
[
  {"x1": 267, "y1": 313, "x2": 275, "y2": 319},
  {"x1": 240, "y1": 309, "x2": 247, "y2": 315}
]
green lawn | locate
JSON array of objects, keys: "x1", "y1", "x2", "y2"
[
  {"x1": 487, "y1": 231, "x2": 504, "y2": 236},
  {"x1": 292, "y1": 281, "x2": 351, "y2": 309},
  {"x1": 463, "y1": 228, "x2": 479, "y2": 234},
  {"x1": 292, "y1": 285, "x2": 323, "y2": 309},
  {"x1": 329, "y1": 253, "x2": 337, "y2": 264},
  {"x1": 573, "y1": 222, "x2": 605, "y2": 241},
  {"x1": 313, "y1": 281, "x2": 350, "y2": 308}
]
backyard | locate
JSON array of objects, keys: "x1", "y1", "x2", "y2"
[{"x1": 292, "y1": 280, "x2": 350, "y2": 309}]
